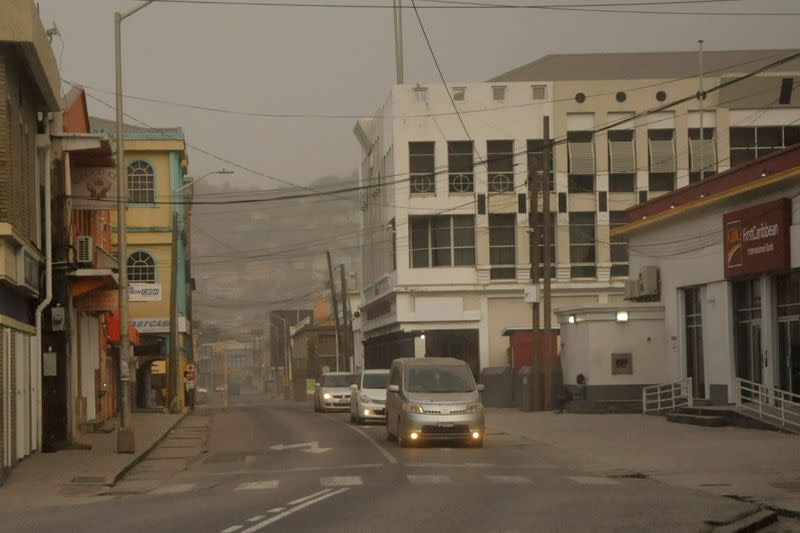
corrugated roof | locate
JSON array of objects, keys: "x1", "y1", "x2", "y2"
[
  {"x1": 490, "y1": 49, "x2": 800, "y2": 82},
  {"x1": 89, "y1": 116, "x2": 184, "y2": 138}
]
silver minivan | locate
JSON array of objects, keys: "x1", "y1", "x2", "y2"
[{"x1": 385, "y1": 357, "x2": 485, "y2": 447}]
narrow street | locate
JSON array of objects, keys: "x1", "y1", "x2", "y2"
[{"x1": 0, "y1": 394, "x2": 759, "y2": 532}]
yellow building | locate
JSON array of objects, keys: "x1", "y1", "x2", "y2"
[{"x1": 91, "y1": 118, "x2": 191, "y2": 410}]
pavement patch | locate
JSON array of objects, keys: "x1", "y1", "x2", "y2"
[
  {"x1": 235, "y1": 480, "x2": 279, "y2": 491},
  {"x1": 486, "y1": 475, "x2": 533, "y2": 485},
  {"x1": 149, "y1": 483, "x2": 197, "y2": 495},
  {"x1": 407, "y1": 474, "x2": 453, "y2": 485},
  {"x1": 568, "y1": 476, "x2": 622, "y2": 486},
  {"x1": 320, "y1": 476, "x2": 363, "y2": 487}
]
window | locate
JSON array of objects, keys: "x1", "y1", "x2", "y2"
[
  {"x1": 536, "y1": 212, "x2": 556, "y2": 279},
  {"x1": 729, "y1": 125, "x2": 800, "y2": 167},
  {"x1": 532, "y1": 85, "x2": 547, "y2": 100},
  {"x1": 608, "y1": 130, "x2": 636, "y2": 192},
  {"x1": 452, "y1": 87, "x2": 466, "y2": 102},
  {"x1": 448, "y1": 141, "x2": 474, "y2": 193},
  {"x1": 492, "y1": 86, "x2": 506, "y2": 102},
  {"x1": 127, "y1": 160, "x2": 155, "y2": 203},
  {"x1": 688, "y1": 128, "x2": 717, "y2": 183},
  {"x1": 487, "y1": 140, "x2": 514, "y2": 192},
  {"x1": 527, "y1": 139, "x2": 554, "y2": 193},
  {"x1": 414, "y1": 86, "x2": 428, "y2": 103},
  {"x1": 409, "y1": 142, "x2": 435, "y2": 194},
  {"x1": 410, "y1": 215, "x2": 475, "y2": 268},
  {"x1": 648, "y1": 129, "x2": 675, "y2": 192},
  {"x1": 489, "y1": 214, "x2": 516, "y2": 280},
  {"x1": 569, "y1": 212, "x2": 596, "y2": 278},
  {"x1": 611, "y1": 353, "x2": 633, "y2": 375},
  {"x1": 128, "y1": 251, "x2": 156, "y2": 283},
  {"x1": 609, "y1": 211, "x2": 629, "y2": 277},
  {"x1": 567, "y1": 131, "x2": 595, "y2": 193}
]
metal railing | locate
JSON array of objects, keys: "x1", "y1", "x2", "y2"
[
  {"x1": 735, "y1": 378, "x2": 800, "y2": 434},
  {"x1": 96, "y1": 245, "x2": 118, "y2": 271},
  {"x1": 642, "y1": 377, "x2": 693, "y2": 414}
]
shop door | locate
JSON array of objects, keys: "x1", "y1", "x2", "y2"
[
  {"x1": 778, "y1": 320, "x2": 800, "y2": 395},
  {"x1": 15, "y1": 333, "x2": 31, "y2": 460},
  {"x1": 685, "y1": 287, "x2": 705, "y2": 398}
]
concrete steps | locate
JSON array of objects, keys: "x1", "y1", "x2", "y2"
[{"x1": 666, "y1": 412, "x2": 729, "y2": 427}]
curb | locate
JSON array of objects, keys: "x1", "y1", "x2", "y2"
[
  {"x1": 108, "y1": 412, "x2": 188, "y2": 487},
  {"x1": 711, "y1": 509, "x2": 778, "y2": 533}
]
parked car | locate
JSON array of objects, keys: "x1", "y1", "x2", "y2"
[
  {"x1": 214, "y1": 384, "x2": 225, "y2": 392},
  {"x1": 350, "y1": 369, "x2": 390, "y2": 424},
  {"x1": 385, "y1": 357, "x2": 485, "y2": 447},
  {"x1": 313, "y1": 372, "x2": 355, "y2": 412}
]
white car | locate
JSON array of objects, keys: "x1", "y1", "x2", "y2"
[
  {"x1": 350, "y1": 369, "x2": 390, "y2": 424},
  {"x1": 313, "y1": 372, "x2": 355, "y2": 412}
]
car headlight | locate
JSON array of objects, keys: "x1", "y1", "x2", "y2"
[
  {"x1": 465, "y1": 401, "x2": 483, "y2": 413},
  {"x1": 323, "y1": 393, "x2": 332, "y2": 400},
  {"x1": 402, "y1": 402, "x2": 425, "y2": 414}
]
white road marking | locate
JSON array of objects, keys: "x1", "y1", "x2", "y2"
[
  {"x1": 246, "y1": 516, "x2": 265, "y2": 522},
  {"x1": 568, "y1": 476, "x2": 621, "y2": 486},
  {"x1": 320, "y1": 476, "x2": 363, "y2": 487},
  {"x1": 486, "y1": 475, "x2": 532, "y2": 485},
  {"x1": 240, "y1": 488, "x2": 349, "y2": 533},
  {"x1": 266, "y1": 508, "x2": 285, "y2": 513},
  {"x1": 220, "y1": 526, "x2": 243, "y2": 533},
  {"x1": 407, "y1": 474, "x2": 453, "y2": 485},
  {"x1": 269, "y1": 441, "x2": 331, "y2": 454},
  {"x1": 335, "y1": 419, "x2": 398, "y2": 464},
  {"x1": 149, "y1": 483, "x2": 196, "y2": 495},
  {"x1": 289, "y1": 488, "x2": 333, "y2": 505},
  {"x1": 235, "y1": 480, "x2": 279, "y2": 491},
  {"x1": 182, "y1": 463, "x2": 383, "y2": 478}
]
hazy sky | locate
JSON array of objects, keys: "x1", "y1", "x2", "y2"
[{"x1": 37, "y1": 0, "x2": 798, "y2": 189}]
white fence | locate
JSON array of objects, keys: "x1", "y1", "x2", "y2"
[
  {"x1": 735, "y1": 378, "x2": 800, "y2": 434},
  {"x1": 642, "y1": 378, "x2": 693, "y2": 414}
]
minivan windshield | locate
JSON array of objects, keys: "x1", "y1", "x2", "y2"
[
  {"x1": 321, "y1": 374, "x2": 352, "y2": 387},
  {"x1": 362, "y1": 373, "x2": 389, "y2": 389},
  {"x1": 405, "y1": 365, "x2": 475, "y2": 393}
]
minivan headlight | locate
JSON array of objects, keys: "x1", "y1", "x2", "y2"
[
  {"x1": 323, "y1": 393, "x2": 332, "y2": 400},
  {"x1": 465, "y1": 401, "x2": 483, "y2": 413},
  {"x1": 402, "y1": 402, "x2": 425, "y2": 414}
]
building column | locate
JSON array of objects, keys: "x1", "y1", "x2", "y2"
[{"x1": 761, "y1": 274, "x2": 777, "y2": 390}]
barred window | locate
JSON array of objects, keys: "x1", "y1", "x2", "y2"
[
  {"x1": 448, "y1": 141, "x2": 474, "y2": 193},
  {"x1": 409, "y1": 142, "x2": 435, "y2": 194},
  {"x1": 487, "y1": 140, "x2": 514, "y2": 193},
  {"x1": 128, "y1": 251, "x2": 156, "y2": 283},
  {"x1": 127, "y1": 160, "x2": 155, "y2": 203}
]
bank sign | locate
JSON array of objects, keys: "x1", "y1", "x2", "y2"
[
  {"x1": 724, "y1": 198, "x2": 791, "y2": 279},
  {"x1": 129, "y1": 283, "x2": 162, "y2": 301}
]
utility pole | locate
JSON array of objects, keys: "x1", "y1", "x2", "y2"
[
  {"x1": 529, "y1": 138, "x2": 541, "y2": 410},
  {"x1": 393, "y1": 0, "x2": 404, "y2": 84},
  {"x1": 223, "y1": 345, "x2": 229, "y2": 410},
  {"x1": 326, "y1": 251, "x2": 343, "y2": 372},
  {"x1": 541, "y1": 117, "x2": 553, "y2": 410},
  {"x1": 339, "y1": 264, "x2": 352, "y2": 372},
  {"x1": 168, "y1": 211, "x2": 180, "y2": 412}
]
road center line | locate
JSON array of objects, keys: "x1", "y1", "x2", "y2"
[
  {"x1": 240, "y1": 488, "x2": 349, "y2": 533},
  {"x1": 336, "y1": 419, "x2": 398, "y2": 465},
  {"x1": 288, "y1": 488, "x2": 333, "y2": 506},
  {"x1": 220, "y1": 526, "x2": 243, "y2": 533}
]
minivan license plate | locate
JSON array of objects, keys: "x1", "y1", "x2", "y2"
[{"x1": 438, "y1": 422, "x2": 455, "y2": 428}]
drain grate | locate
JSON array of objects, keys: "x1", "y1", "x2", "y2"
[
  {"x1": 71, "y1": 476, "x2": 106, "y2": 484},
  {"x1": 606, "y1": 472, "x2": 649, "y2": 479}
]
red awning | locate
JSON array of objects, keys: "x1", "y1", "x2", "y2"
[{"x1": 107, "y1": 312, "x2": 141, "y2": 346}]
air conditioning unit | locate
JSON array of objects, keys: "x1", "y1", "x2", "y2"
[
  {"x1": 624, "y1": 279, "x2": 641, "y2": 300},
  {"x1": 639, "y1": 266, "x2": 660, "y2": 297},
  {"x1": 76, "y1": 235, "x2": 94, "y2": 264}
]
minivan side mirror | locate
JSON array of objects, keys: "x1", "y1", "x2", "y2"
[
  {"x1": 350, "y1": 384, "x2": 358, "y2": 391},
  {"x1": 477, "y1": 384, "x2": 485, "y2": 392},
  {"x1": 388, "y1": 384, "x2": 400, "y2": 393},
  {"x1": 314, "y1": 383, "x2": 320, "y2": 388}
]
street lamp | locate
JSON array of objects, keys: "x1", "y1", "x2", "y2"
[
  {"x1": 116, "y1": 0, "x2": 155, "y2": 455},
  {"x1": 176, "y1": 168, "x2": 234, "y2": 194}
]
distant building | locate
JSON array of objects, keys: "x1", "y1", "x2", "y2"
[{"x1": 354, "y1": 49, "x2": 800, "y2": 374}]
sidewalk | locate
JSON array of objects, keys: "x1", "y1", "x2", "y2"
[
  {"x1": 0, "y1": 412, "x2": 183, "y2": 509},
  {"x1": 487, "y1": 408, "x2": 800, "y2": 515}
]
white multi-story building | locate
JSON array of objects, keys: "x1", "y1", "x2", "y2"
[{"x1": 353, "y1": 49, "x2": 800, "y2": 376}]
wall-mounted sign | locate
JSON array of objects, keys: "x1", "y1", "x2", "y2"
[
  {"x1": 77, "y1": 290, "x2": 118, "y2": 312},
  {"x1": 724, "y1": 198, "x2": 791, "y2": 279},
  {"x1": 71, "y1": 167, "x2": 117, "y2": 210},
  {"x1": 129, "y1": 283, "x2": 162, "y2": 301},
  {"x1": 129, "y1": 317, "x2": 190, "y2": 334}
]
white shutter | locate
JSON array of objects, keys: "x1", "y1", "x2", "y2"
[
  {"x1": 568, "y1": 141, "x2": 595, "y2": 174},
  {"x1": 649, "y1": 138, "x2": 676, "y2": 173},
  {"x1": 689, "y1": 138, "x2": 717, "y2": 172},
  {"x1": 609, "y1": 140, "x2": 636, "y2": 174}
]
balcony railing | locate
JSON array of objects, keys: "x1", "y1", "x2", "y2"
[{"x1": 96, "y1": 245, "x2": 119, "y2": 271}]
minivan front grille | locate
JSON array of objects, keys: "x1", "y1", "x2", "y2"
[{"x1": 421, "y1": 424, "x2": 470, "y2": 436}]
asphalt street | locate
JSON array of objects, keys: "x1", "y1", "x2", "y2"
[{"x1": 0, "y1": 394, "x2": 758, "y2": 532}]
